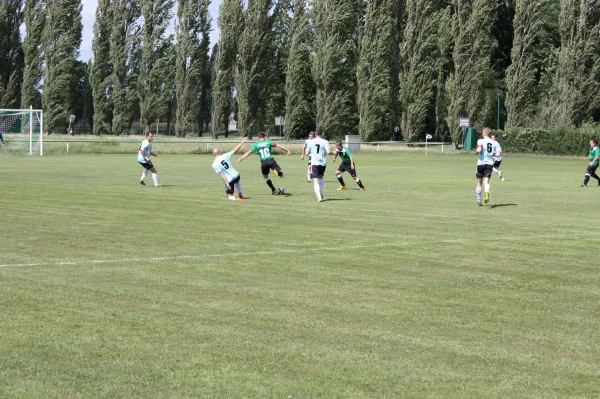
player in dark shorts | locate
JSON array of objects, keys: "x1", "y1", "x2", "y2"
[
  {"x1": 237, "y1": 132, "x2": 292, "y2": 194},
  {"x1": 332, "y1": 141, "x2": 365, "y2": 190},
  {"x1": 300, "y1": 131, "x2": 315, "y2": 182},
  {"x1": 581, "y1": 138, "x2": 600, "y2": 187}
]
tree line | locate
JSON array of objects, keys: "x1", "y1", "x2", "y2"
[{"x1": 1, "y1": 0, "x2": 599, "y2": 144}]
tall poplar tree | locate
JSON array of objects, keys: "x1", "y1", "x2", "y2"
[
  {"x1": 91, "y1": 0, "x2": 113, "y2": 135},
  {"x1": 21, "y1": 0, "x2": 45, "y2": 109},
  {"x1": 0, "y1": 0, "x2": 24, "y2": 108},
  {"x1": 399, "y1": 0, "x2": 443, "y2": 141},
  {"x1": 42, "y1": 0, "x2": 82, "y2": 134},
  {"x1": 211, "y1": 0, "x2": 242, "y2": 138},
  {"x1": 175, "y1": 0, "x2": 211, "y2": 136},
  {"x1": 110, "y1": 0, "x2": 141, "y2": 135},
  {"x1": 505, "y1": 0, "x2": 548, "y2": 127},
  {"x1": 445, "y1": 0, "x2": 498, "y2": 145},
  {"x1": 139, "y1": 0, "x2": 174, "y2": 132},
  {"x1": 313, "y1": 0, "x2": 361, "y2": 139},
  {"x1": 236, "y1": 0, "x2": 274, "y2": 136},
  {"x1": 357, "y1": 0, "x2": 398, "y2": 141},
  {"x1": 284, "y1": 0, "x2": 315, "y2": 139}
]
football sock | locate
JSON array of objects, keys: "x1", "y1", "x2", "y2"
[
  {"x1": 493, "y1": 167, "x2": 500, "y2": 175},
  {"x1": 592, "y1": 173, "x2": 600, "y2": 182},
  {"x1": 476, "y1": 186, "x2": 482, "y2": 203},
  {"x1": 313, "y1": 180, "x2": 322, "y2": 200},
  {"x1": 584, "y1": 174, "x2": 590, "y2": 186},
  {"x1": 318, "y1": 178, "x2": 324, "y2": 193},
  {"x1": 337, "y1": 175, "x2": 345, "y2": 186},
  {"x1": 227, "y1": 195, "x2": 237, "y2": 201},
  {"x1": 356, "y1": 178, "x2": 364, "y2": 189},
  {"x1": 141, "y1": 169, "x2": 148, "y2": 180},
  {"x1": 484, "y1": 181, "x2": 490, "y2": 193},
  {"x1": 235, "y1": 183, "x2": 243, "y2": 196},
  {"x1": 152, "y1": 173, "x2": 158, "y2": 186},
  {"x1": 307, "y1": 172, "x2": 311, "y2": 181},
  {"x1": 266, "y1": 178, "x2": 276, "y2": 191}
]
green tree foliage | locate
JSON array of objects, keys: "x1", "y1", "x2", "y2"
[
  {"x1": 399, "y1": 0, "x2": 445, "y2": 142},
  {"x1": 445, "y1": 0, "x2": 499, "y2": 144},
  {"x1": 505, "y1": 0, "x2": 548, "y2": 127},
  {"x1": 313, "y1": 0, "x2": 361, "y2": 139},
  {"x1": 540, "y1": 0, "x2": 600, "y2": 126},
  {"x1": 21, "y1": 0, "x2": 45, "y2": 110},
  {"x1": 283, "y1": 0, "x2": 316, "y2": 139},
  {"x1": 175, "y1": 0, "x2": 211, "y2": 137},
  {"x1": 139, "y1": 0, "x2": 174, "y2": 132},
  {"x1": 0, "y1": 0, "x2": 24, "y2": 108},
  {"x1": 357, "y1": 0, "x2": 398, "y2": 141},
  {"x1": 265, "y1": 0, "x2": 291, "y2": 136},
  {"x1": 431, "y1": 7, "x2": 453, "y2": 140},
  {"x1": 42, "y1": 0, "x2": 82, "y2": 134},
  {"x1": 110, "y1": 0, "x2": 141, "y2": 135},
  {"x1": 212, "y1": 0, "x2": 242, "y2": 138},
  {"x1": 236, "y1": 0, "x2": 274, "y2": 137},
  {"x1": 91, "y1": 0, "x2": 113, "y2": 135}
]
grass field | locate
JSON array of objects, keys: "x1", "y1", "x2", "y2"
[{"x1": 0, "y1": 150, "x2": 599, "y2": 398}]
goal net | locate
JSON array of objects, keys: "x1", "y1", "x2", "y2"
[{"x1": 0, "y1": 108, "x2": 44, "y2": 156}]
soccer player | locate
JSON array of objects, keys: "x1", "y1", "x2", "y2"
[
  {"x1": 212, "y1": 136, "x2": 248, "y2": 200},
  {"x1": 305, "y1": 127, "x2": 332, "y2": 202},
  {"x1": 491, "y1": 134, "x2": 505, "y2": 181},
  {"x1": 0, "y1": 129, "x2": 4, "y2": 144},
  {"x1": 475, "y1": 127, "x2": 501, "y2": 206},
  {"x1": 300, "y1": 131, "x2": 315, "y2": 182},
  {"x1": 332, "y1": 140, "x2": 365, "y2": 190},
  {"x1": 137, "y1": 132, "x2": 159, "y2": 187},
  {"x1": 237, "y1": 132, "x2": 292, "y2": 195},
  {"x1": 581, "y1": 138, "x2": 600, "y2": 187}
]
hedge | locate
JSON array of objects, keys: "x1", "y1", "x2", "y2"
[{"x1": 491, "y1": 125, "x2": 600, "y2": 156}]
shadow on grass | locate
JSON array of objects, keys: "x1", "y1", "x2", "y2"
[
  {"x1": 321, "y1": 198, "x2": 353, "y2": 202},
  {"x1": 489, "y1": 203, "x2": 518, "y2": 209}
]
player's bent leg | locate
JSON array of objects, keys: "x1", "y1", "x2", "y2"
[{"x1": 336, "y1": 172, "x2": 346, "y2": 189}]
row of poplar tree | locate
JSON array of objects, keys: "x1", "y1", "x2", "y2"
[{"x1": 1, "y1": 0, "x2": 599, "y2": 144}]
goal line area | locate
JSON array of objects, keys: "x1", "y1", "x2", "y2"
[{"x1": 0, "y1": 108, "x2": 43, "y2": 156}]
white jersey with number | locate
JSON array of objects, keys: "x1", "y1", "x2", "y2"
[
  {"x1": 306, "y1": 138, "x2": 330, "y2": 166},
  {"x1": 477, "y1": 138, "x2": 500, "y2": 166},
  {"x1": 212, "y1": 151, "x2": 239, "y2": 183},
  {"x1": 137, "y1": 139, "x2": 151, "y2": 163}
]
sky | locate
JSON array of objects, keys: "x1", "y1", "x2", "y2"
[{"x1": 79, "y1": 0, "x2": 223, "y2": 62}]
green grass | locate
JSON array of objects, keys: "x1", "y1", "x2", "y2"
[{"x1": 0, "y1": 151, "x2": 598, "y2": 398}]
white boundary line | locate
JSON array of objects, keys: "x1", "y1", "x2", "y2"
[{"x1": 0, "y1": 233, "x2": 593, "y2": 269}]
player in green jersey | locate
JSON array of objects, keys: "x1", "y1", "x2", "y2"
[
  {"x1": 332, "y1": 140, "x2": 365, "y2": 190},
  {"x1": 237, "y1": 132, "x2": 292, "y2": 194},
  {"x1": 581, "y1": 138, "x2": 600, "y2": 187}
]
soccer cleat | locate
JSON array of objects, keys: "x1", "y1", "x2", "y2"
[
  {"x1": 139, "y1": 180, "x2": 145, "y2": 185},
  {"x1": 337, "y1": 185, "x2": 347, "y2": 191},
  {"x1": 498, "y1": 171, "x2": 503, "y2": 180},
  {"x1": 236, "y1": 195, "x2": 245, "y2": 200},
  {"x1": 581, "y1": 184, "x2": 587, "y2": 187},
  {"x1": 484, "y1": 192, "x2": 489, "y2": 204},
  {"x1": 359, "y1": 187, "x2": 366, "y2": 191},
  {"x1": 318, "y1": 198, "x2": 324, "y2": 202},
  {"x1": 273, "y1": 169, "x2": 279, "y2": 177},
  {"x1": 272, "y1": 190, "x2": 280, "y2": 195},
  {"x1": 477, "y1": 201, "x2": 482, "y2": 206}
]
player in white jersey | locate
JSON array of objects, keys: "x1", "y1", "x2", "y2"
[
  {"x1": 491, "y1": 135, "x2": 505, "y2": 181},
  {"x1": 137, "y1": 132, "x2": 160, "y2": 187},
  {"x1": 475, "y1": 127, "x2": 501, "y2": 206},
  {"x1": 305, "y1": 128, "x2": 331, "y2": 202},
  {"x1": 212, "y1": 136, "x2": 247, "y2": 200},
  {"x1": 300, "y1": 131, "x2": 315, "y2": 182}
]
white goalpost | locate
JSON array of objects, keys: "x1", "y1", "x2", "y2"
[{"x1": 0, "y1": 107, "x2": 44, "y2": 156}]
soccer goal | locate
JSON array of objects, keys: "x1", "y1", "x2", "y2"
[{"x1": 0, "y1": 107, "x2": 44, "y2": 156}]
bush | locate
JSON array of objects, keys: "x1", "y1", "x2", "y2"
[{"x1": 494, "y1": 125, "x2": 600, "y2": 156}]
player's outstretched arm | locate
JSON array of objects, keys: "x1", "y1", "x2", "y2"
[
  {"x1": 275, "y1": 144, "x2": 292, "y2": 156},
  {"x1": 350, "y1": 156, "x2": 355, "y2": 169},
  {"x1": 231, "y1": 136, "x2": 248, "y2": 154},
  {"x1": 219, "y1": 173, "x2": 231, "y2": 189},
  {"x1": 237, "y1": 150, "x2": 252, "y2": 163}
]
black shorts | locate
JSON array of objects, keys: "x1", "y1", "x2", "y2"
[
  {"x1": 310, "y1": 165, "x2": 326, "y2": 179},
  {"x1": 493, "y1": 160, "x2": 502, "y2": 168},
  {"x1": 586, "y1": 165, "x2": 598, "y2": 175},
  {"x1": 139, "y1": 161, "x2": 154, "y2": 170},
  {"x1": 225, "y1": 175, "x2": 241, "y2": 195},
  {"x1": 261, "y1": 159, "x2": 282, "y2": 176},
  {"x1": 337, "y1": 163, "x2": 357, "y2": 177},
  {"x1": 476, "y1": 164, "x2": 493, "y2": 179}
]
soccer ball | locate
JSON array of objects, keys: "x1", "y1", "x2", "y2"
[{"x1": 278, "y1": 187, "x2": 285, "y2": 195}]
